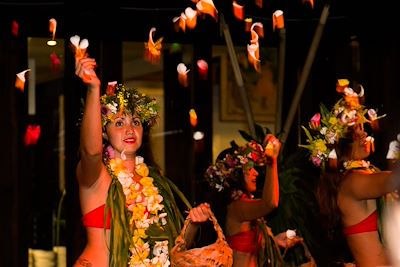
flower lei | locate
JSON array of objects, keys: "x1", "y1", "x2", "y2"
[
  {"x1": 108, "y1": 154, "x2": 170, "y2": 267},
  {"x1": 299, "y1": 79, "x2": 386, "y2": 168},
  {"x1": 343, "y1": 159, "x2": 370, "y2": 170}
]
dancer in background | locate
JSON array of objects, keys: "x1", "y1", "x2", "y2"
[
  {"x1": 386, "y1": 133, "x2": 400, "y2": 169},
  {"x1": 204, "y1": 135, "x2": 304, "y2": 267},
  {"x1": 74, "y1": 54, "x2": 211, "y2": 267},
  {"x1": 300, "y1": 80, "x2": 400, "y2": 267}
]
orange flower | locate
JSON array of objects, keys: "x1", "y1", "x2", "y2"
[{"x1": 336, "y1": 79, "x2": 349, "y2": 93}]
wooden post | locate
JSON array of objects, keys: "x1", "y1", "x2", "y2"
[
  {"x1": 220, "y1": 15, "x2": 256, "y2": 138},
  {"x1": 276, "y1": 28, "x2": 286, "y2": 134},
  {"x1": 281, "y1": 4, "x2": 330, "y2": 148}
]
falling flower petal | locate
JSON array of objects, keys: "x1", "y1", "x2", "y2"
[
  {"x1": 144, "y1": 28, "x2": 163, "y2": 64},
  {"x1": 11, "y1": 20, "x2": 19, "y2": 37},
  {"x1": 247, "y1": 22, "x2": 263, "y2": 72},
  {"x1": 24, "y1": 124, "x2": 41, "y2": 146},
  {"x1": 185, "y1": 7, "x2": 197, "y2": 29},
  {"x1": 272, "y1": 10, "x2": 284, "y2": 30},
  {"x1": 15, "y1": 69, "x2": 31, "y2": 92},
  {"x1": 49, "y1": 18, "x2": 57, "y2": 40},
  {"x1": 255, "y1": 0, "x2": 263, "y2": 8},
  {"x1": 172, "y1": 13, "x2": 186, "y2": 32},
  {"x1": 106, "y1": 81, "x2": 118, "y2": 96},
  {"x1": 177, "y1": 63, "x2": 189, "y2": 87},
  {"x1": 303, "y1": 0, "x2": 314, "y2": 9},
  {"x1": 196, "y1": 0, "x2": 218, "y2": 21},
  {"x1": 251, "y1": 22, "x2": 264, "y2": 39},
  {"x1": 244, "y1": 18, "x2": 252, "y2": 32},
  {"x1": 232, "y1": 1, "x2": 244, "y2": 21},
  {"x1": 50, "y1": 52, "x2": 61, "y2": 73},
  {"x1": 247, "y1": 43, "x2": 260, "y2": 72},
  {"x1": 197, "y1": 59, "x2": 208, "y2": 80},
  {"x1": 189, "y1": 108, "x2": 198, "y2": 127}
]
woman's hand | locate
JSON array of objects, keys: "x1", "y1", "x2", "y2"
[
  {"x1": 75, "y1": 57, "x2": 100, "y2": 89},
  {"x1": 188, "y1": 203, "x2": 211, "y2": 223},
  {"x1": 275, "y1": 231, "x2": 303, "y2": 248},
  {"x1": 264, "y1": 134, "x2": 281, "y2": 160}
]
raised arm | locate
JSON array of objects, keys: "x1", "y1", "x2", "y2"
[
  {"x1": 229, "y1": 134, "x2": 281, "y2": 221},
  {"x1": 75, "y1": 57, "x2": 103, "y2": 188},
  {"x1": 343, "y1": 164, "x2": 400, "y2": 200}
]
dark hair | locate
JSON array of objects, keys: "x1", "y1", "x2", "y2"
[
  {"x1": 317, "y1": 132, "x2": 354, "y2": 233},
  {"x1": 215, "y1": 147, "x2": 252, "y2": 197},
  {"x1": 137, "y1": 123, "x2": 161, "y2": 173},
  {"x1": 206, "y1": 147, "x2": 253, "y2": 232}
]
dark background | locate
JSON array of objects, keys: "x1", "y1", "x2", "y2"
[{"x1": 1, "y1": 1, "x2": 400, "y2": 266}]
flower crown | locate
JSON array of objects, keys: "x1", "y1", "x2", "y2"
[
  {"x1": 205, "y1": 140, "x2": 266, "y2": 192},
  {"x1": 100, "y1": 82, "x2": 160, "y2": 127},
  {"x1": 299, "y1": 79, "x2": 385, "y2": 168}
]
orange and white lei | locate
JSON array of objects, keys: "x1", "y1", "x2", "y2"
[{"x1": 109, "y1": 156, "x2": 170, "y2": 267}]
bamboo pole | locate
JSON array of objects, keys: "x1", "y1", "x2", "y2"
[
  {"x1": 220, "y1": 15, "x2": 256, "y2": 138},
  {"x1": 276, "y1": 28, "x2": 286, "y2": 134},
  {"x1": 281, "y1": 4, "x2": 330, "y2": 149}
]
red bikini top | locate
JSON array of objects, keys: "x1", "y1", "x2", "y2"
[
  {"x1": 226, "y1": 229, "x2": 260, "y2": 254},
  {"x1": 343, "y1": 210, "x2": 378, "y2": 236},
  {"x1": 81, "y1": 204, "x2": 111, "y2": 229}
]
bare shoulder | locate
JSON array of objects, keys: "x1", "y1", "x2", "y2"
[{"x1": 77, "y1": 162, "x2": 111, "y2": 191}]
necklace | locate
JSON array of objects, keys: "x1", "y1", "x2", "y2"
[
  {"x1": 343, "y1": 159, "x2": 370, "y2": 170},
  {"x1": 108, "y1": 155, "x2": 170, "y2": 267}
]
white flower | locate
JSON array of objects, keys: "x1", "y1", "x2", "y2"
[
  {"x1": 344, "y1": 87, "x2": 357, "y2": 96},
  {"x1": 107, "y1": 102, "x2": 117, "y2": 114},
  {"x1": 326, "y1": 131, "x2": 337, "y2": 144},
  {"x1": 368, "y1": 109, "x2": 377, "y2": 120},
  {"x1": 286, "y1": 229, "x2": 296, "y2": 239},
  {"x1": 215, "y1": 184, "x2": 223, "y2": 192},
  {"x1": 147, "y1": 195, "x2": 164, "y2": 212},
  {"x1": 153, "y1": 240, "x2": 169, "y2": 256},
  {"x1": 136, "y1": 156, "x2": 144, "y2": 165},
  {"x1": 328, "y1": 149, "x2": 337, "y2": 159}
]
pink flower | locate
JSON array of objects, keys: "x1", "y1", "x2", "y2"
[
  {"x1": 311, "y1": 156, "x2": 321, "y2": 166},
  {"x1": 105, "y1": 145, "x2": 115, "y2": 159},
  {"x1": 309, "y1": 113, "x2": 321, "y2": 129},
  {"x1": 368, "y1": 109, "x2": 377, "y2": 121}
]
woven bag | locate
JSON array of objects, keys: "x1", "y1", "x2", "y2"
[{"x1": 170, "y1": 211, "x2": 233, "y2": 267}]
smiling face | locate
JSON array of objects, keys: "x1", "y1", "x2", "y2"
[
  {"x1": 243, "y1": 166, "x2": 259, "y2": 193},
  {"x1": 105, "y1": 112, "x2": 143, "y2": 160}
]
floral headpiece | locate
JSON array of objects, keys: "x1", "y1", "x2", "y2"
[
  {"x1": 299, "y1": 79, "x2": 385, "y2": 168},
  {"x1": 205, "y1": 140, "x2": 266, "y2": 192},
  {"x1": 100, "y1": 82, "x2": 159, "y2": 127}
]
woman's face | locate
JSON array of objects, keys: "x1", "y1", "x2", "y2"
[
  {"x1": 243, "y1": 167, "x2": 258, "y2": 193},
  {"x1": 105, "y1": 113, "x2": 143, "y2": 160},
  {"x1": 351, "y1": 125, "x2": 371, "y2": 160}
]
